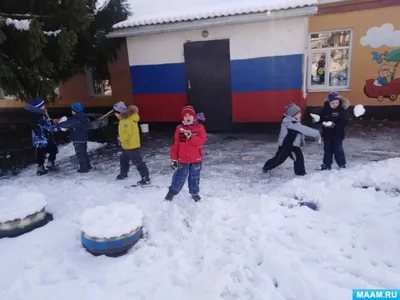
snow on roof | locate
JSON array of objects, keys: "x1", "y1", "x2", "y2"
[{"x1": 112, "y1": 0, "x2": 317, "y2": 29}]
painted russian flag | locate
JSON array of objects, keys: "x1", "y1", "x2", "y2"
[{"x1": 128, "y1": 19, "x2": 306, "y2": 123}]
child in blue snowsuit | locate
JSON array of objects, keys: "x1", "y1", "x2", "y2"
[
  {"x1": 24, "y1": 98, "x2": 60, "y2": 176},
  {"x1": 58, "y1": 102, "x2": 92, "y2": 173}
]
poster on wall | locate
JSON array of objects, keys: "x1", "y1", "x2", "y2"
[{"x1": 361, "y1": 23, "x2": 400, "y2": 102}]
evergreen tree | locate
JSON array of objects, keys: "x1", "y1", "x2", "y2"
[{"x1": 0, "y1": 0, "x2": 130, "y2": 102}]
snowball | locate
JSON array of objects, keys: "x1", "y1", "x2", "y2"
[
  {"x1": 322, "y1": 121, "x2": 333, "y2": 127},
  {"x1": 310, "y1": 113, "x2": 320, "y2": 122},
  {"x1": 0, "y1": 192, "x2": 47, "y2": 223},
  {"x1": 354, "y1": 104, "x2": 366, "y2": 117},
  {"x1": 80, "y1": 203, "x2": 144, "y2": 239}
]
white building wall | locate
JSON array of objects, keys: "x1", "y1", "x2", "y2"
[{"x1": 126, "y1": 17, "x2": 309, "y2": 66}]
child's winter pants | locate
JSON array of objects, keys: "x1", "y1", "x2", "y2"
[
  {"x1": 36, "y1": 139, "x2": 58, "y2": 166},
  {"x1": 74, "y1": 142, "x2": 91, "y2": 171},
  {"x1": 120, "y1": 148, "x2": 149, "y2": 178},
  {"x1": 169, "y1": 163, "x2": 202, "y2": 196},
  {"x1": 323, "y1": 138, "x2": 346, "y2": 167},
  {"x1": 263, "y1": 146, "x2": 306, "y2": 175}
]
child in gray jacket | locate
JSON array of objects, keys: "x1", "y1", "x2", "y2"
[{"x1": 263, "y1": 103, "x2": 321, "y2": 176}]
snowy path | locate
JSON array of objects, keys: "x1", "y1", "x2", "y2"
[{"x1": 1, "y1": 134, "x2": 400, "y2": 300}]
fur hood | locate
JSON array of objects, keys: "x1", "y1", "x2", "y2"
[
  {"x1": 324, "y1": 97, "x2": 350, "y2": 110},
  {"x1": 120, "y1": 105, "x2": 139, "y2": 119}
]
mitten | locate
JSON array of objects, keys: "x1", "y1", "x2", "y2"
[
  {"x1": 310, "y1": 113, "x2": 320, "y2": 123},
  {"x1": 179, "y1": 128, "x2": 192, "y2": 138},
  {"x1": 171, "y1": 160, "x2": 178, "y2": 170}
]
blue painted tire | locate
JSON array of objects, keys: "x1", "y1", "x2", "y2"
[
  {"x1": 81, "y1": 227, "x2": 143, "y2": 257},
  {"x1": 0, "y1": 208, "x2": 53, "y2": 239}
]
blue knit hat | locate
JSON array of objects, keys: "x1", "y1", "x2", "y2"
[
  {"x1": 30, "y1": 98, "x2": 45, "y2": 108},
  {"x1": 327, "y1": 92, "x2": 340, "y2": 103},
  {"x1": 71, "y1": 102, "x2": 84, "y2": 113}
]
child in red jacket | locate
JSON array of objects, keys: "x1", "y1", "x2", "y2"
[{"x1": 165, "y1": 105, "x2": 207, "y2": 202}]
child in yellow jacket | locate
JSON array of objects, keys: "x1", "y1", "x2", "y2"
[{"x1": 113, "y1": 101, "x2": 150, "y2": 186}]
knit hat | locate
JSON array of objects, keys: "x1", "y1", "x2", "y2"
[
  {"x1": 71, "y1": 102, "x2": 84, "y2": 113},
  {"x1": 113, "y1": 101, "x2": 128, "y2": 113},
  {"x1": 182, "y1": 105, "x2": 196, "y2": 118},
  {"x1": 285, "y1": 103, "x2": 301, "y2": 117},
  {"x1": 327, "y1": 91, "x2": 340, "y2": 103},
  {"x1": 30, "y1": 98, "x2": 45, "y2": 108}
]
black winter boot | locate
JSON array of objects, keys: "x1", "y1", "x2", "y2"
[
  {"x1": 164, "y1": 192, "x2": 174, "y2": 201},
  {"x1": 37, "y1": 165, "x2": 48, "y2": 176},
  {"x1": 339, "y1": 165, "x2": 346, "y2": 169},
  {"x1": 320, "y1": 164, "x2": 331, "y2": 171},
  {"x1": 137, "y1": 176, "x2": 150, "y2": 186},
  {"x1": 191, "y1": 194, "x2": 201, "y2": 202},
  {"x1": 46, "y1": 161, "x2": 56, "y2": 171},
  {"x1": 116, "y1": 173, "x2": 128, "y2": 180}
]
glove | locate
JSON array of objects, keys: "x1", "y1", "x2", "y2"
[
  {"x1": 171, "y1": 160, "x2": 178, "y2": 170},
  {"x1": 310, "y1": 113, "x2": 320, "y2": 123},
  {"x1": 179, "y1": 128, "x2": 192, "y2": 139}
]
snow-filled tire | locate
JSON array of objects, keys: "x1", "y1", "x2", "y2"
[
  {"x1": 0, "y1": 209, "x2": 53, "y2": 239},
  {"x1": 81, "y1": 227, "x2": 143, "y2": 257}
]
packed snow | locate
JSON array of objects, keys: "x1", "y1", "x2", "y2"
[
  {"x1": 56, "y1": 141, "x2": 105, "y2": 161},
  {"x1": 5, "y1": 18, "x2": 31, "y2": 31},
  {"x1": 112, "y1": 0, "x2": 317, "y2": 28},
  {"x1": 0, "y1": 131, "x2": 399, "y2": 300},
  {"x1": 80, "y1": 203, "x2": 143, "y2": 238},
  {"x1": 0, "y1": 192, "x2": 47, "y2": 223},
  {"x1": 354, "y1": 104, "x2": 366, "y2": 118}
]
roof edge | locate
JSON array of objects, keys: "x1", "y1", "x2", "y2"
[{"x1": 107, "y1": 5, "x2": 318, "y2": 38}]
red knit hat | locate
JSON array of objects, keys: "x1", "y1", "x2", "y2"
[{"x1": 182, "y1": 105, "x2": 196, "y2": 118}]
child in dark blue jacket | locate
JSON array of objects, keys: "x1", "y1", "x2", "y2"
[
  {"x1": 58, "y1": 102, "x2": 92, "y2": 173},
  {"x1": 25, "y1": 98, "x2": 60, "y2": 176},
  {"x1": 313, "y1": 92, "x2": 350, "y2": 170}
]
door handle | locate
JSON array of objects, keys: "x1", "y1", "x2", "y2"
[{"x1": 187, "y1": 80, "x2": 191, "y2": 90}]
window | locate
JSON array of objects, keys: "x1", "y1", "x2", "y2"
[
  {"x1": 308, "y1": 29, "x2": 352, "y2": 91},
  {"x1": 0, "y1": 88, "x2": 16, "y2": 100},
  {"x1": 85, "y1": 67, "x2": 112, "y2": 97}
]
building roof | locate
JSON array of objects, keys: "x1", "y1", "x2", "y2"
[{"x1": 112, "y1": 0, "x2": 317, "y2": 29}]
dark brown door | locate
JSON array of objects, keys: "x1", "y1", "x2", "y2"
[{"x1": 184, "y1": 39, "x2": 232, "y2": 131}]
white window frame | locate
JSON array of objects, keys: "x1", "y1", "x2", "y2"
[
  {"x1": 307, "y1": 28, "x2": 354, "y2": 92},
  {"x1": 85, "y1": 67, "x2": 112, "y2": 98}
]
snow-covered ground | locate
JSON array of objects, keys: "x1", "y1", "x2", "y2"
[{"x1": 0, "y1": 129, "x2": 400, "y2": 300}]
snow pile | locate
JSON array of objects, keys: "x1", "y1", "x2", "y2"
[
  {"x1": 5, "y1": 18, "x2": 31, "y2": 31},
  {"x1": 354, "y1": 104, "x2": 366, "y2": 117},
  {"x1": 80, "y1": 203, "x2": 143, "y2": 238},
  {"x1": 57, "y1": 141, "x2": 105, "y2": 161},
  {"x1": 271, "y1": 157, "x2": 400, "y2": 208},
  {"x1": 0, "y1": 192, "x2": 47, "y2": 223},
  {"x1": 113, "y1": 0, "x2": 317, "y2": 28},
  {"x1": 0, "y1": 146, "x2": 400, "y2": 299}
]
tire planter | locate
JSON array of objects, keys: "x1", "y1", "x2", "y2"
[
  {"x1": 0, "y1": 193, "x2": 53, "y2": 239},
  {"x1": 80, "y1": 203, "x2": 144, "y2": 257},
  {"x1": 81, "y1": 226, "x2": 143, "y2": 257}
]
